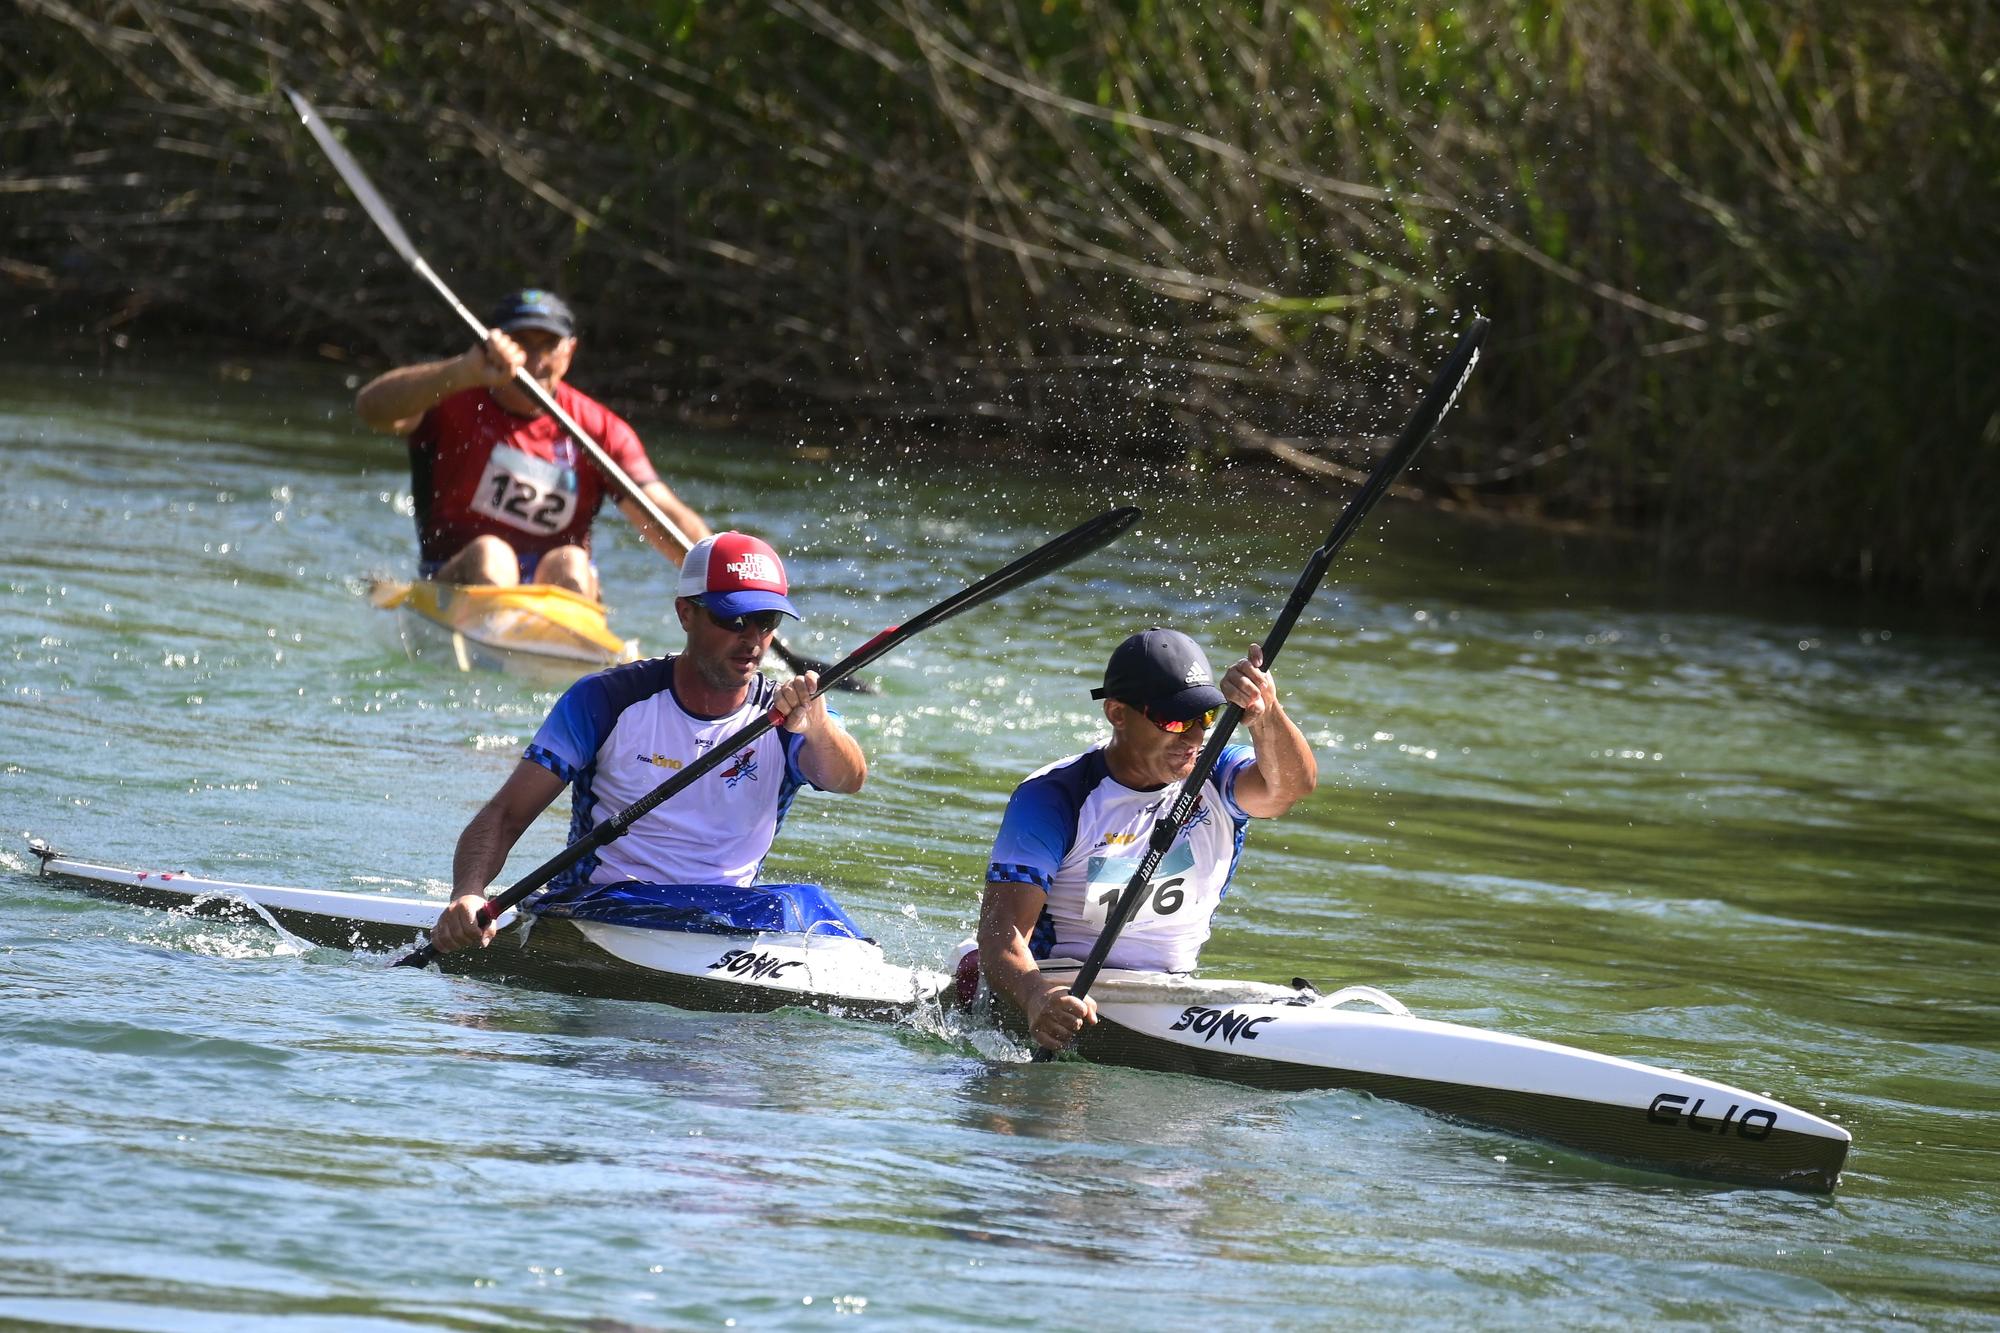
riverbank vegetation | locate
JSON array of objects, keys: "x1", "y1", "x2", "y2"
[{"x1": 6, "y1": 1, "x2": 1994, "y2": 604}]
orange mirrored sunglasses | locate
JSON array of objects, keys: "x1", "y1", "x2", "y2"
[{"x1": 1139, "y1": 704, "x2": 1221, "y2": 734}]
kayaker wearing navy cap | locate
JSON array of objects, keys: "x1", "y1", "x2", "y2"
[
  {"x1": 976, "y1": 628, "x2": 1317, "y2": 1050},
  {"x1": 430, "y1": 531, "x2": 866, "y2": 954},
  {"x1": 355, "y1": 288, "x2": 712, "y2": 599}
]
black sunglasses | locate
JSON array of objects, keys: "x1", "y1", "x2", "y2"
[{"x1": 700, "y1": 603, "x2": 784, "y2": 634}]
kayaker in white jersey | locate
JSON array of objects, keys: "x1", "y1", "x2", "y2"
[
  {"x1": 977, "y1": 628, "x2": 1317, "y2": 1050},
  {"x1": 428, "y1": 531, "x2": 865, "y2": 953}
]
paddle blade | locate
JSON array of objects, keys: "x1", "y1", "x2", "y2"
[{"x1": 392, "y1": 940, "x2": 437, "y2": 969}]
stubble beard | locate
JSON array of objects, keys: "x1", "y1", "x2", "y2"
[{"x1": 689, "y1": 648, "x2": 742, "y2": 693}]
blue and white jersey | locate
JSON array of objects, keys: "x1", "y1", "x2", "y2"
[
  {"x1": 524, "y1": 657, "x2": 821, "y2": 893},
  {"x1": 986, "y1": 744, "x2": 1257, "y2": 974}
]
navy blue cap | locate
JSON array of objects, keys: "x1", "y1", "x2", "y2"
[
  {"x1": 489, "y1": 289, "x2": 576, "y2": 338},
  {"x1": 1090, "y1": 627, "x2": 1225, "y2": 720}
]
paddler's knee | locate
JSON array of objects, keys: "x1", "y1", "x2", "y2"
[
  {"x1": 436, "y1": 535, "x2": 524, "y2": 587},
  {"x1": 534, "y1": 545, "x2": 597, "y2": 598}
]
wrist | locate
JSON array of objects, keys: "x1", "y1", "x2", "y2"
[{"x1": 446, "y1": 350, "x2": 487, "y2": 393}]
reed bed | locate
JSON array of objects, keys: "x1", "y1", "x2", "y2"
[{"x1": 5, "y1": 0, "x2": 1993, "y2": 602}]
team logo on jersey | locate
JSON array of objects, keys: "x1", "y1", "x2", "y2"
[
  {"x1": 1179, "y1": 795, "x2": 1212, "y2": 836},
  {"x1": 721, "y1": 748, "x2": 759, "y2": 787},
  {"x1": 637, "y1": 753, "x2": 683, "y2": 770},
  {"x1": 1097, "y1": 832, "x2": 1139, "y2": 849}
]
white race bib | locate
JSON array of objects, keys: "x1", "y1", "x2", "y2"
[
  {"x1": 469, "y1": 444, "x2": 577, "y2": 535},
  {"x1": 1079, "y1": 841, "x2": 1202, "y2": 930}
]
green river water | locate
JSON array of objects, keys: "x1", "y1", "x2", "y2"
[{"x1": 1, "y1": 358, "x2": 1996, "y2": 1330}]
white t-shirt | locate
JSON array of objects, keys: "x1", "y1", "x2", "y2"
[
  {"x1": 986, "y1": 744, "x2": 1257, "y2": 973},
  {"x1": 525, "y1": 656, "x2": 821, "y2": 890}
]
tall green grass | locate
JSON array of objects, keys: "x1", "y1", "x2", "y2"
[{"x1": 4, "y1": 0, "x2": 1993, "y2": 601}]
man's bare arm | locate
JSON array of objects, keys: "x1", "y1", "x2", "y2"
[
  {"x1": 978, "y1": 882, "x2": 1096, "y2": 1050},
  {"x1": 354, "y1": 333, "x2": 523, "y2": 435},
  {"x1": 430, "y1": 760, "x2": 567, "y2": 952},
  {"x1": 615, "y1": 481, "x2": 713, "y2": 566}
]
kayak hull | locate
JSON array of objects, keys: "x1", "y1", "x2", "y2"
[
  {"x1": 1011, "y1": 962, "x2": 1851, "y2": 1194},
  {"x1": 28, "y1": 845, "x2": 950, "y2": 1022}
]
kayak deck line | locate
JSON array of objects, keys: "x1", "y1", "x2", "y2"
[{"x1": 27, "y1": 841, "x2": 950, "y2": 1021}]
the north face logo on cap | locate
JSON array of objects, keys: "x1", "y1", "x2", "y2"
[{"x1": 725, "y1": 553, "x2": 780, "y2": 585}]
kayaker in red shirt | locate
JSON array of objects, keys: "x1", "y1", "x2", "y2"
[{"x1": 354, "y1": 289, "x2": 712, "y2": 599}]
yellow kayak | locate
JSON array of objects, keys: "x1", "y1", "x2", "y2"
[{"x1": 367, "y1": 577, "x2": 640, "y2": 682}]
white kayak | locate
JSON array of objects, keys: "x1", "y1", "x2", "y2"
[
  {"x1": 28, "y1": 842, "x2": 951, "y2": 1020},
  {"x1": 967, "y1": 955, "x2": 1851, "y2": 1194}
]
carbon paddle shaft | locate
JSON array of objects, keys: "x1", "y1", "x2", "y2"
[
  {"x1": 281, "y1": 89, "x2": 848, "y2": 689},
  {"x1": 1055, "y1": 319, "x2": 1489, "y2": 1018},
  {"x1": 393, "y1": 506, "x2": 1144, "y2": 969}
]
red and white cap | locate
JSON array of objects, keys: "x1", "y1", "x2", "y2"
[{"x1": 676, "y1": 531, "x2": 800, "y2": 620}]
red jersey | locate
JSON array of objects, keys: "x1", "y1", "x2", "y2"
[{"x1": 407, "y1": 384, "x2": 660, "y2": 565}]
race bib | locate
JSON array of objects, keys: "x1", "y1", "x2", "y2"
[
  {"x1": 1080, "y1": 841, "x2": 1200, "y2": 930},
  {"x1": 468, "y1": 444, "x2": 577, "y2": 536}
]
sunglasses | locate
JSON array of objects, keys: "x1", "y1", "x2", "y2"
[
  {"x1": 1137, "y1": 704, "x2": 1221, "y2": 734},
  {"x1": 700, "y1": 604, "x2": 785, "y2": 634}
]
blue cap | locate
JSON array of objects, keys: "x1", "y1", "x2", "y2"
[{"x1": 489, "y1": 289, "x2": 576, "y2": 338}]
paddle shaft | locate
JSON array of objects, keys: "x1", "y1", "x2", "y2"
[
  {"x1": 282, "y1": 89, "x2": 842, "y2": 684},
  {"x1": 393, "y1": 505, "x2": 1144, "y2": 969},
  {"x1": 1056, "y1": 318, "x2": 1489, "y2": 1014}
]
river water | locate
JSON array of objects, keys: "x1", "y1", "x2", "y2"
[{"x1": 2, "y1": 358, "x2": 1995, "y2": 1329}]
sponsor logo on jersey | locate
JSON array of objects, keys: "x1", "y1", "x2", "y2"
[
  {"x1": 1168, "y1": 1005, "x2": 1275, "y2": 1044},
  {"x1": 637, "y1": 753, "x2": 683, "y2": 770},
  {"x1": 1647, "y1": 1093, "x2": 1777, "y2": 1141},
  {"x1": 1098, "y1": 832, "x2": 1139, "y2": 848},
  {"x1": 725, "y1": 553, "x2": 781, "y2": 585},
  {"x1": 721, "y1": 748, "x2": 759, "y2": 788}
]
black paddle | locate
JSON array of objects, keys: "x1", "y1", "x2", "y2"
[
  {"x1": 1040, "y1": 318, "x2": 1489, "y2": 1048},
  {"x1": 394, "y1": 505, "x2": 1144, "y2": 969},
  {"x1": 281, "y1": 88, "x2": 860, "y2": 691}
]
